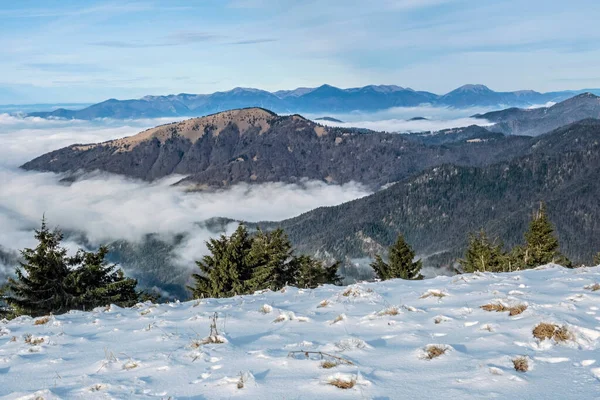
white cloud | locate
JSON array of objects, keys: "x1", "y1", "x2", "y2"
[
  {"x1": 305, "y1": 105, "x2": 497, "y2": 133},
  {"x1": 0, "y1": 117, "x2": 370, "y2": 278}
]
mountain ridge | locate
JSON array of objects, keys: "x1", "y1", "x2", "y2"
[
  {"x1": 21, "y1": 107, "x2": 536, "y2": 189},
  {"x1": 25, "y1": 84, "x2": 600, "y2": 120},
  {"x1": 255, "y1": 119, "x2": 600, "y2": 267},
  {"x1": 475, "y1": 93, "x2": 600, "y2": 136}
]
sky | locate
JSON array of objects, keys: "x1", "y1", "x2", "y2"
[{"x1": 1, "y1": 0, "x2": 600, "y2": 104}]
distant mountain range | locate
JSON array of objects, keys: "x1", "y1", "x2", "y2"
[
  {"x1": 25, "y1": 84, "x2": 600, "y2": 120},
  {"x1": 474, "y1": 93, "x2": 600, "y2": 136}
]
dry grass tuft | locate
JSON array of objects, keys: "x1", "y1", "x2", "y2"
[
  {"x1": 342, "y1": 287, "x2": 360, "y2": 297},
  {"x1": 513, "y1": 356, "x2": 529, "y2": 372},
  {"x1": 273, "y1": 315, "x2": 287, "y2": 323},
  {"x1": 318, "y1": 300, "x2": 330, "y2": 308},
  {"x1": 24, "y1": 334, "x2": 44, "y2": 345},
  {"x1": 480, "y1": 303, "x2": 527, "y2": 316},
  {"x1": 532, "y1": 323, "x2": 572, "y2": 342},
  {"x1": 586, "y1": 283, "x2": 600, "y2": 292},
  {"x1": 420, "y1": 290, "x2": 447, "y2": 299},
  {"x1": 200, "y1": 335, "x2": 226, "y2": 345},
  {"x1": 123, "y1": 360, "x2": 138, "y2": 370},
  {"x1": 328, "y1": 377, "x2": 356, "y2": 389},
  {"x1": 321, "y1": 360, "x2": 338, "y2": 369},
  {"x1": 508, "y1": 304, "x2": 528, "y2": 316},
  {"x1": 34, "y1": 316, "x2": 51, "y2": 325},
  {"x1": 331, "y1": 314, "x2": 345, "y2": 324},
  {"x1": 425, "y1": 345, "x2": 446, "y2": 359},
  {"x1": 379, "y1": 306, "x2": 400, "y2": 316},
  {"x1": 481, "y1": 303, "x2": 507, "y2": 312}
]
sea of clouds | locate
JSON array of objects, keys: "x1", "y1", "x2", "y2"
[
  {"x1": 0, "y1": 106, "x2": 495, "y2": 291},
  {"x1": 0, "y1": 114, "x2": 370, "y2": 284}
]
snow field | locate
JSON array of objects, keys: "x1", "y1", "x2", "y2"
[{"x1": 1, "y1": 265, "x2": 600, "y2": 399}]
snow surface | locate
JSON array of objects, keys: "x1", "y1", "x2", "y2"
[{"x1": 1, "y1": 265, "x2": 600, "y2": 399}]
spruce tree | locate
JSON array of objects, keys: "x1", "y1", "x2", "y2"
[
  {"x1": 520, "y1": 202, "x2": 567, "y2": 269},
  {"x1": 189, "y1": 225, "x2": 253, "y2": 299},
  {"x1": 6, "y1": 219, "x2": 140, "y2": 317},
  {"x1": 246, "y1": 228, "x2": 294, "y2": 291},
  {"x1": 594, "y1": 252, "x2": 600, "y2": 266},
  {"x1": 189, "y1": 225, "x2": 341, "y2": 298},
  {"x1": 6, "y1": 219, "x2": 73, "y2": 316},
  {"x1": 290, "y1": 256, "x2": 341, "y2": 289},
  {"x1": 459, "y1": 230, "x2": 507, "y2": 273},
  {"x1": 66, "y1": 246, "x2": 139, "y2": 310},
  {"x1": 371, "y1": 234, "x2": 422, "y2": 280}
]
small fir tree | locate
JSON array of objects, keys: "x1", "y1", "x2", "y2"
[
  {"x1": 371, "y1": 234, "x2": 423, "y2": 280},
  {"x1": 246, "y1": 228, "x2": 294, "y2": 291},
  {"x1": 459, "y1": 230, "x2": 507, "y2": 273},
  {"x1": 189, "y1": 225, "x2": 253, "y2": 299},
  {"x1": 290, "y1": 255, "x2": 341, "y2": 289},
  {"x1": 521, "y1": 202, "x2": 567, "y2": 268}
]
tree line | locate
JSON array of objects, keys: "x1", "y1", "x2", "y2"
[{"x1": 2, "y1": 203, "x2": 598, "y2": 318}]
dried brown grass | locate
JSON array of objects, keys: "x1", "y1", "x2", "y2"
[
  {"x1": 24, "y1": 334, "x2": 44, "y2": 345},
  {"x1": 34, "y1": 316, "x2": 51, "y2": 325},
  {"x1": 586, "y1": 283, "x2": 600, "y2": 291},
  {"x1": 321, "y1": 360, "x2": 338, "y2": 369},
  {"x1": 480, "y1": 303, "x2": 527, "y2": 316},
  {"x1": 532, "y1": 323, "x2": 572, "y2": 342},
  {"x1": 513, "y1": 356, "x2": 529, "y2": 372},
  {"x1": 379, "y1": 307, "x2": 400, "y2": 316},
  {"x1": 420, "y1": 290, "x2": 447, "y2": 299},
  {"x1": 328, "y1": 377, "x2": 356, "y2": 389},
  {"x1": 425, "y1": 345, "x2": 446, "y2": 359},
  {"x1": 318, "y1": 300, "x2": 330, "y2": 308}
]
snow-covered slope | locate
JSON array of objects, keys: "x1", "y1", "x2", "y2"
[{"x1": 2, "y1": 265, "x2": 600, "y2": 399}]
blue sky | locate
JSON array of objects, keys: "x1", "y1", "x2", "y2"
[{"x1": 1, "y1": 0, "x2": 600, "y2": 103}]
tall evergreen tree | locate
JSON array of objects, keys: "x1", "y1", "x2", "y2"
[
  {"x1": 189, "y1": 225, "x2": 253, "y2": 299},
  {"x1": 371, "y1": 234, "x2": 423, "y2": 280},
  {"x1": 518, "y1": 202, "x2": 567, "y2": 269},
  {"x1": 5, "y1": 219, "x2": 140, "y2": 317},
  {"x1": 246, "y1": 228, "x2": 294, "y2": 291},
  {"x1": 459, "y1": 230, "x2": 507, "y2": 273},
  {"x1": 65, "y1": 246, "x2": 139, "y2": 311}
]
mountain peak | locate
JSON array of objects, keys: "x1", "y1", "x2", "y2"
[
  {"x1": 453, "y1": 84, "x2": 492, "y2": 93},
  {"x1": 78, "y1": 108, "x2": 278, "y2": 153}
]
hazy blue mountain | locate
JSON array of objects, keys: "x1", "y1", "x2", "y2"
[
  {"x1": 25, "y1": 84, "x2": 600, "y2": 120},
  {"x1": 314, "y1": 116, "x2": 344, "y2": 123},
  {"x1": 475, "y1": 93, "x2": 600, "y2": 136}
]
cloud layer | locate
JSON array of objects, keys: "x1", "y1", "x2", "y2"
[{"x1": 0, "y1": 116, "x2": 370, "y2": 285}]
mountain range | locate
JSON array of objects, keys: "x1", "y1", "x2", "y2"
[
  {"x1": 22, "y1": 108, "x2": 535, "y2": 190},
  {"x1": 475, "y1": 93, "x2": 600, "y2": 136},
  {"x1": 25, "y1": 84, "x2": 600, "y2": 120}
]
